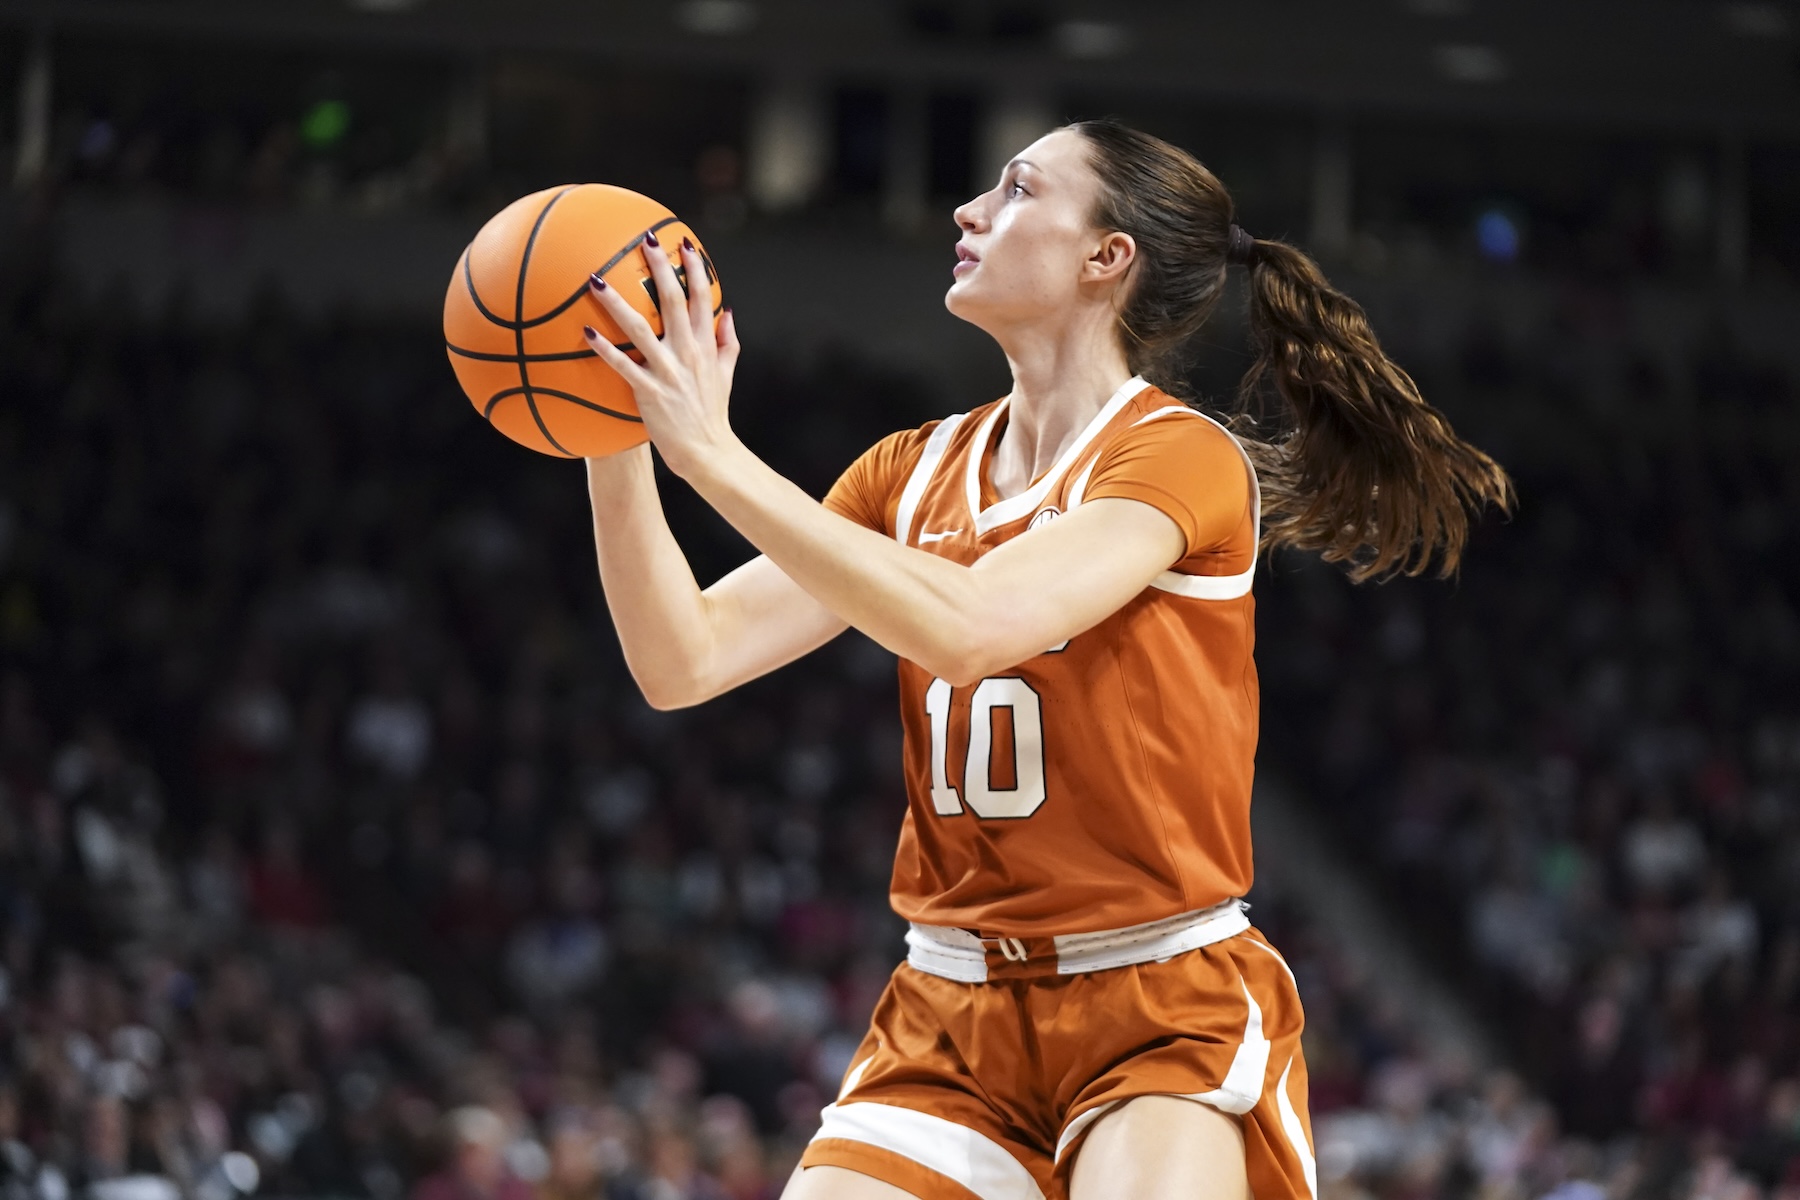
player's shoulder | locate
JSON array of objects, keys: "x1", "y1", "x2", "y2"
[{"x1": 1112, "y1": 387, "x2": 1246, "y2": 460}]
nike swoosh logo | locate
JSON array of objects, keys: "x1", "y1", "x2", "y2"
[{"x1": 918, "y1": 530, "x2": 961, "y2": 544}]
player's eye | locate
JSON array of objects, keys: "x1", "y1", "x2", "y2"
[{"x1": 1008, "y1": 180, "x2": 1027, "y2": 198}]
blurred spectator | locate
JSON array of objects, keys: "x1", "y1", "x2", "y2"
[
  {"x1": 346, "y1": 659, "x2": 433, "y2": 782},
  {"x1": 413, "y1": 1108, "x2": 531, "y2": 1200},
  {"x1": 636, "y1": 1132, "x2": 725, "y2": 1200},
  {"x1": 1623, "y1": 793, "x2": 1708, "y2": 898},
  {"x1": 505, "y1": 856, "x2": 609, "y2": 1017},
  {"x1": 244, "y1": 822, "x2": 329, "y2": 930},
  {"x1": 536, "y1": 1110, "x2": 604, "y2": 1200}
]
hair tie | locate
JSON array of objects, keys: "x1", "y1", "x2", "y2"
[{"x1": 1226, "y1": 224, "x2": 1257, "y2": 266}]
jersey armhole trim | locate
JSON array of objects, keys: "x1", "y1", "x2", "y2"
[
  {"x1": 1067, "y1": 404, "x2": 1260, "y2": 601},
  {"x1": 892, "y1": 412, "x2": 968, "y2": 547}
]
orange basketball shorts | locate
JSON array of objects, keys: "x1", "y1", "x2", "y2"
[{"x1": 800, "y1": 926, "x2": 1317, "y2": 1200}]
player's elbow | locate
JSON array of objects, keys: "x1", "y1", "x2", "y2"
[
  {"x1": 936, "y1": 648, "x2": 1021, "y2": 687},
  {"x1": 903, "y1": 589, "x2": 1043, "y2": 684},
  {"x1": 931, "y1": 658, "x2": 986, "y2": 689},
  {"x1": 632, "y1": 667, "x2": 711, "y2": 712},
  {"x1": 905, "y1": 633, "x2": 982, "y2": 688},
  {"x1": 919, "y1": 616, "x2": 1014, "y2": 687},
  {"x1": 639, "y1": 685, "x2": 694, "y2": 712}
]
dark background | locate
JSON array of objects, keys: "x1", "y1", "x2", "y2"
[{"x1": 1, "y1": 3, "x2": 1799, "y2": 1200}]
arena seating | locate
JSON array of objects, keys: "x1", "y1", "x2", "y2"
[{"x1": 1, "y1": 240, "x2": 1796, "y2": 1200}]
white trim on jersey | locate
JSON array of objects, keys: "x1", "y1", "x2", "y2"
[
  {"x1": 1065, "y1": 456, "x2": 1101, "y2": 511},
  {"x1": 1138, "y1": 405, "x2": 1261, "y2": 600},
  {"x1": 892, "y1": 412, "x2": 968, "y2": 547},
  {"x1": 812, "y1": 1101, "x2": 1047, "y2": 1200},
  {"x1": 894, "y1": 387, "x2": 1260, "y2": 600},
  {"x1": 964, "y1": 376, "x2": 1152, "y2": 536},
  {"x1": 1147, "y1": 570, "x2": 1258, "y2": 601},
  {"x1": 1064, "y1": 403, "x2": 1261, "y2": 602}
]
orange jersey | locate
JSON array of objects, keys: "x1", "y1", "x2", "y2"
[{"x1": 824, "y1": 377, "x2": 1262, "y2": 936}]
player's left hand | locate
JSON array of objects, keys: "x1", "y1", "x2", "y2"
[{"x1": 582, "y1": 229, "x2": 740, "y2": 479}]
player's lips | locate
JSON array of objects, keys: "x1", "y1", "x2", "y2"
[{"x1": 952, "y1": 244, "x2": 980, "y2": 277}]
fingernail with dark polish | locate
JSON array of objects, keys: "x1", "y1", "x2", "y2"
[
  {"x1": 590, "y1": 273, "x2": 607, "y2": 290},
  {"x1": 644, "y1": 229, "x2": 660, "y2": 247},
  {"x1": 583, "y1": 325, "x2": 597, "y2": 340},
  {"x1": 682, "y1": 237, "x2": 695, "y2": 251}
]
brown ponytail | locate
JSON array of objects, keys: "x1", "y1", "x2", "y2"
[
  {"x1": 1070, "y1": 119, "x2": 1513, "y2": 581},
  {"x1": 1238, "y1": 237, "x2": 1513, "y2": 579}
]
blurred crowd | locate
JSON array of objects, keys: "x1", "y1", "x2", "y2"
[
  {"x1": 1, "y1": 215, "x2": 1798, "y2": 1200},
  {"x1": 1258, "y1": 306, "x2": 1800, "y2": 1200}
]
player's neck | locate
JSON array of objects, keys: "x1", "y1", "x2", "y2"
[{"x1": 994, "y1": 327, "x2": 1134, "y2": 491}]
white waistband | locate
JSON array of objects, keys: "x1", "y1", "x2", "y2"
[{"x1": 904, "y1": 899, "x2": 1251, "y2": 983}]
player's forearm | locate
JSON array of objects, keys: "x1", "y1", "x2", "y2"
[
  {"x1": 585, "y1": 448, "x2": 722, "y2": 708},
  {"x1": 681, "y1": 441, "x2": 1008, "y2": 683}
]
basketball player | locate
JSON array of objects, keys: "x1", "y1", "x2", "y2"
[{"x1": 578, "y1": 120, "x2": 1510, "y2": 1200}]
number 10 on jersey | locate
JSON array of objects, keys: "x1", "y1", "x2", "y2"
[{"x1": 923, "y1": 677, "x2": 1047, "y2": 819}]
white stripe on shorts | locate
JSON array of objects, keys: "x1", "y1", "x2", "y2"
[
  {"x1": 813, "y1": 1101, "x2": 1045, "y2": 1200},
  {"x1": 1054, "y1": 1099, "x2": 1120, "y2": 1164},
  {"x1": 1276, "y1": 1056, "x2": 1319, "y2": 1200},
  {"x1": 837, "y1": 1056, "x2": 874, "y2": 1101},
  {"x1": 1184, "y1": 978, "x2": 1270, "y2": 1115},
  {"x1": 1243, "y1": 934, "x2": 1299, "y2": 988},
  {"x1": 1054, "y1": 973, "x2": 1272, "y2": 1161}
]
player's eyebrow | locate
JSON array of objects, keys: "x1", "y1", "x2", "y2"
[{"x1": 1006, "y1": 158, "x2": 1038, "y2": 173}]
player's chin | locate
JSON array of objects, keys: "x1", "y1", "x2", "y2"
[
  {"x1": 943, "y1": 278, "x2": 984, "y2": 322},
  {"x1": 943, "y1": 286, "x2": 1017, "y2": 341}
]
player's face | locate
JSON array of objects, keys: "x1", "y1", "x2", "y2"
[{"x1": 946, "y1": 129, "x2": 1114, "y2": 333}]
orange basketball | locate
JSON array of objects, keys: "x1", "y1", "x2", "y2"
[{"x1": 443, "y1": 184, "x2": 723, "y2": 458}]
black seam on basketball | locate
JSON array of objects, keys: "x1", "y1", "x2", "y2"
[
  {"x1": 518, "y1": 284, "x2": 596, "y2": 329},
  {"x1": 463, "y1": 247, "x2": 555, "y2": 331},
  {"x1": 514, "y1": 186, "x2": 577, "y2": 442},
  {"x1": 590, "y1": 216, "x2": 682, "y2": 288},
  {"x1": 466, "y1": 214, "x2": 687, "y2": 330},
  {"x1": 520, "y1": 391, "x2": 576, "y2": 457},
  {"x1": 461, "y1": 248, "x2": 513, "y2": 328},
  {"x1": 501, "y1": 270, "x2": 711, "y2": 332},
  {"x1": 482, "y1": 386, "x2": 642, "y2": 423},
  {"x1": 525, "y1": 387, "x2": 644, "y2": 422},
  {"x1": 516, "y1": 187, "x2": 574, "y2": 325},
  {"x1": 514, "y1": 215, "x2": 683, "y2": 330},
  {"x1": 447, "y1": 342, "x2": 604, "y2": 363}
]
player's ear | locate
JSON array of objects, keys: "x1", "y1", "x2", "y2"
[{"x1": 1084, "y1": 231, "x2": 1136, "y2": 286}]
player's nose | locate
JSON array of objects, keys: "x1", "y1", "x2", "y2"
[{"x1": 953, "y1": 194, "x2": 987, "y2": 234}]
